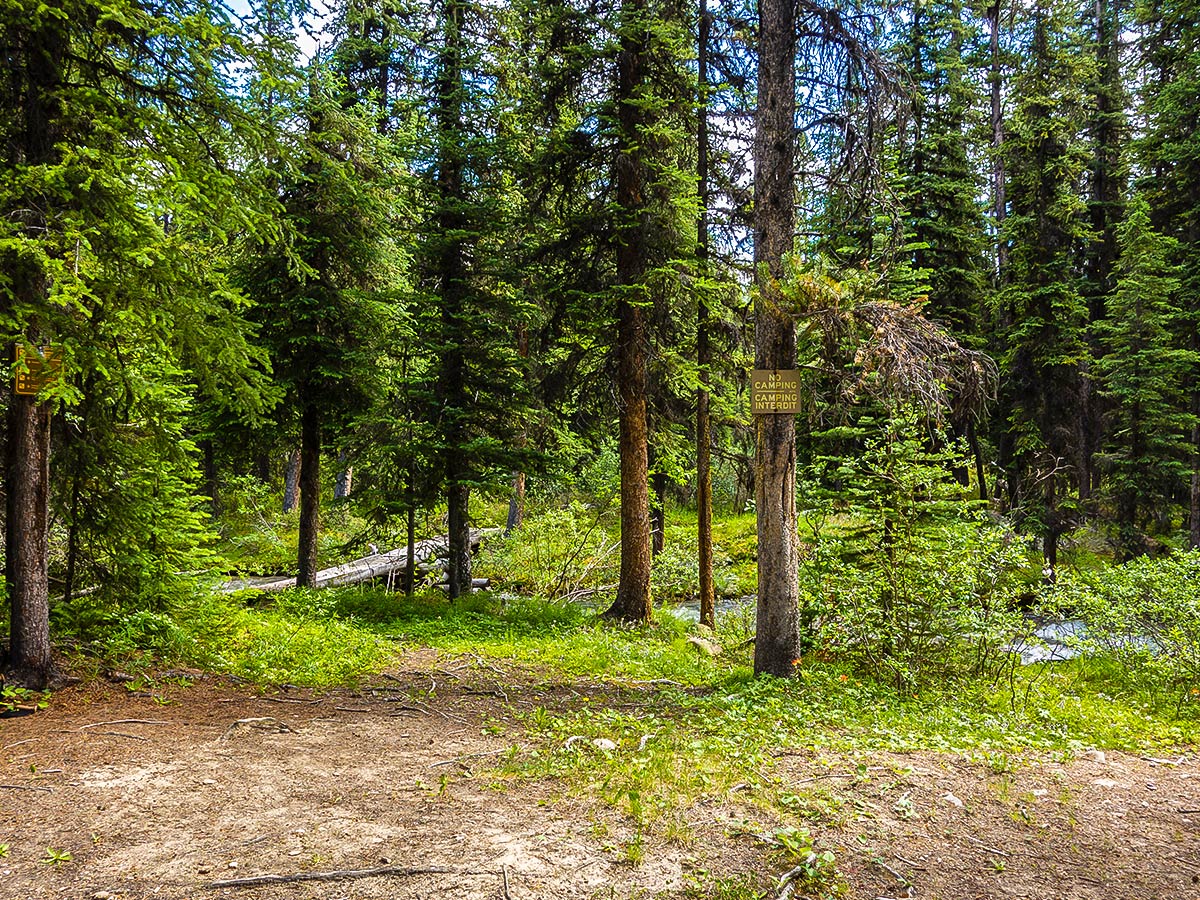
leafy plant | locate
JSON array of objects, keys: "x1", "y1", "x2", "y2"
[
  {"x1": 42, "y1": 847, "x2": 72, "y2": 867},
  {"x1": 1047, "y1": 552, "x2": 1200, "y2": 706},
  {"x1": 1, "y1": 685, "x2": 50, "y2": 714},
  {"x1": 768, "y1": 826, "x2": 844, "y2": 898},
  {"x1": 800, "y1": 414, "x2": 1037, "y2": 689}
]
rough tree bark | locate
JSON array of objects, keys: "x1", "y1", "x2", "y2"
[
  {"x1": 283, "y1": 448, "x2": 301, "y2": 513},
  {"x1": 506, "y1": 323, "x2": 530, "y2": 535},
  {"x1": 296, "y1": 402, "x2": 321, "y2": 588},
  {"x1": 986, "y1": 0, "x2": 1007, "y2": 280},
  {"x1": 753, "y1": 0, "x2": 801, "y2": 676},
  {"x1": 6, "y1": 394, "x2": 54, "y2": 687},
  {"x1": 604, "y1": 0, "x2": 654, "y2": 622},
  {"x1": 334, "y1": 451, "x2": 352, "y2": 499},
  {"x1": 696, "y1": 0, "x2": 715, "y2": 628},
  {"x1": 4, "y1": 18, "x2": 66, "y2": 688}
]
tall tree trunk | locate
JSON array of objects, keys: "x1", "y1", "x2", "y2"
[
  {"x1": 255, "y1": 452, "x2": 271, "y2": 484},
  {"x1": 5, "y1": 19, "x2": 66, "y2": 688},
  {"x1": 283, "y1": 448, "x2": 301, "y2": 513},
  {"x1": 202, "y1": 439, "x2": 219, "y2": 516},
  {"x1": 968, "y1": 420, "x2": 989, "y2": 502},
  {"x1": 605, "y1": 0, "x2": 654, "y2": 622},
  {"x1": 696, "y1": 0, "x2": 715, "y2": 628},
  {"x1": 1191, "y1": 385, "x2": 1200, "y2": 550},
  {"x1": 986, "y1": 0, "x2": 1008, "y2": 280},
  {"x1": 753, "y1": 0, "x2": 800, "y2": 676},
  {"x1": 651, "y1": 469, "x2": 667, "y2": 557},
  {"x1": 435, "y1": 0, "x2": 473, "y2": 600},
  {"x1": 506, "y1": 470, "x2": 526, "y2": 534},
  {"x1": 406, "y1": 486, "x2": 417, "y2": 596},
  {"x1": 506, "y1": 322, "x2": 530, "y2": 535},
  {"x1": 447, "y1": 480, "x2": 472, "y2": 598},
  {"x1": 296, "y1": 402, "x2": 321, "y2": 588},
  {"x1": 1043, "y1": 472, "x2": 1058, "y2": 578},
  {"x1": 6, "y1": 394, "x2": 53, "y2": 687}
]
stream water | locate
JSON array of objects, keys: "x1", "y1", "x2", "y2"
[{"x1": 664, "y1": 597, "x2": 1096, "y2": 666}]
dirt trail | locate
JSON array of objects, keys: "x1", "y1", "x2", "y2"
[{"x1": 2, "y1": 656, "x2": 1199, "y2": 899}]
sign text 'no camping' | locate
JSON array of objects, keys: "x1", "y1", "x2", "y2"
[{"x1": 751, "y1": 369, "x2": 800, "y2": 414}]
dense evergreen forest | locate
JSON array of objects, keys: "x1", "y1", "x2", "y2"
[{"x1": 2, "y1": 0, "x2": 1199, "y2": 692}]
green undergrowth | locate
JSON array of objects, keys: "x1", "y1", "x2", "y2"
[{"x1": 65, "y1": 584, "x2": 1200, "y2": 750}]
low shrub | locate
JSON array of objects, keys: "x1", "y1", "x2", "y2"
[{"x1": 1048, "y1": 552, "x2": 1200, "y2": 707}]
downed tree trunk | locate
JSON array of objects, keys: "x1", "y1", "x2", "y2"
[{"x1": 219, "y1": 529, "x2": 496, "y2": 594}]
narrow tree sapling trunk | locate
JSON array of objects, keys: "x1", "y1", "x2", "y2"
[
  {"x1": 297, "y1": 403, "x2": 321, "y2": 588},
  {"x1": 696, "y1": 0, "x2": 715, "y2": 628}
]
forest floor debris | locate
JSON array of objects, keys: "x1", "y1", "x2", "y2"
[{"x1": 1, "y1": 654, "x2": 1199, "y2": 899}]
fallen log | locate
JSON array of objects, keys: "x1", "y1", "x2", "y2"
[{"x1": 219, "y1": 529, "x2": 497, "y2": 594}]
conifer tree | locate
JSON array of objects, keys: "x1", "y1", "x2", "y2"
[
  {"x1": 1094, "y1": 197, "x2": 1193, "y2": 554},
  {"x1": 237, "y1": 66, "x2": 394, "y2": 588},
  {"x1": 1078, "y1": 0, "x2": 1130, "y2": 505},
  {"x1": 994, "y1": 0, "x2": 1093, "y2": 572},
  {"x1": 1137, "y1": 0, "x2": 1200, "y2": 546},
  {"x1": 1, "y1": 1, "x2": 275, "y2": 685}
]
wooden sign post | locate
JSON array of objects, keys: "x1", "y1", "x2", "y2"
[
  {"x1": 13, "y1": 345, "x2": 62, "y2": 396},
  {"x1": 750, "y1": 369, "x2": 799, "y2": 414}
]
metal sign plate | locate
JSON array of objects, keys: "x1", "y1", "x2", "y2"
[
  {"x1": 14, "y1": 345, "x2": 62, "y2": 396},
  {"x1": 751, "y1": 369, "x2": 800, "y2": 414}
]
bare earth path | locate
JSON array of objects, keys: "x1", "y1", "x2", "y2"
[{"x1": 2, "y1": 653, "x2": 1199, "y2": 900}]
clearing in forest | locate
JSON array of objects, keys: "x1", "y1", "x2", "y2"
[{"x1": 2, "y1": 654, "x2": 1198, "y2": 900}]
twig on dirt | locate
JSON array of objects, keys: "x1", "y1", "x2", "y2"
[
  {"x1": 461, "y1": 687, "x2": 509, "y2": 702},
  {"x1": 207, "y1": 864, "x2": 486, "y2": 889},
  {"x1": 568, "y1": 858, "x2": 601, "y2": 875},
  {"x1": 79, "y1": 719, "x2": 169, "y2": 730},
  {"x1": 388, "y1": 706, "x2": 427, "y2": 717},
  {"x1": 429, "y1": 748, "x2": 510, "y2": 768},
  {"x1": 469, "y1": 655, "x2": 507, "y2": 677},
  {"x1": 964, "y1": 835, "x2": 1010, "y2": 857},
  {"x1": 411, "y1": 699, "x2": 469, "y2": 725},
  {"x1": 334, "y1": 707, "x2": 373, "y2": 713},
  {"x1": 791, "y1": 772, "x2": 857, "y2": 785},
  {"x1": 893, "y1": 854, "x2": 926, "y2": 871},
  {"x1": 776, "y1": 864, "x2": 807, "y2": 900},
  {"x1": 254, "y1": 696, "x2": 322, "y2": 705},
  {"x1": 874, "y1": 858, "x2": 910, "y2": 886},
  {"x1": 502, "y1": 864, "x2": 512, "y2": 900},
  {"x1": 622, "y1": 679, "x2": 685, "y2": 688},
  {"x1": 1142, "y1": 755, "x2": 1187, "y2": 766},
  {"x1": 1177, "y1": 809, "x2": 1200, "y2": 814},
  {"x1": 94, "y1": 731, "x2": 151, "y2": 741},
  {"x1": 2, "y1": 738, "x2": 38, "y2": 750},
  {"x1": 219, "y1": 717, "x2": 294, "y2": 741},
  {"x1": 0, "y1": 784, "x2": 53, "y2": 792},
  {"x1": 239, "y1": 835, "x2": 270, "y2": 847}
]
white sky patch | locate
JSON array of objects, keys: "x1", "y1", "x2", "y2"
[{"x1": 224, "y1": 0, "x2": 333, "y2": 61}]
